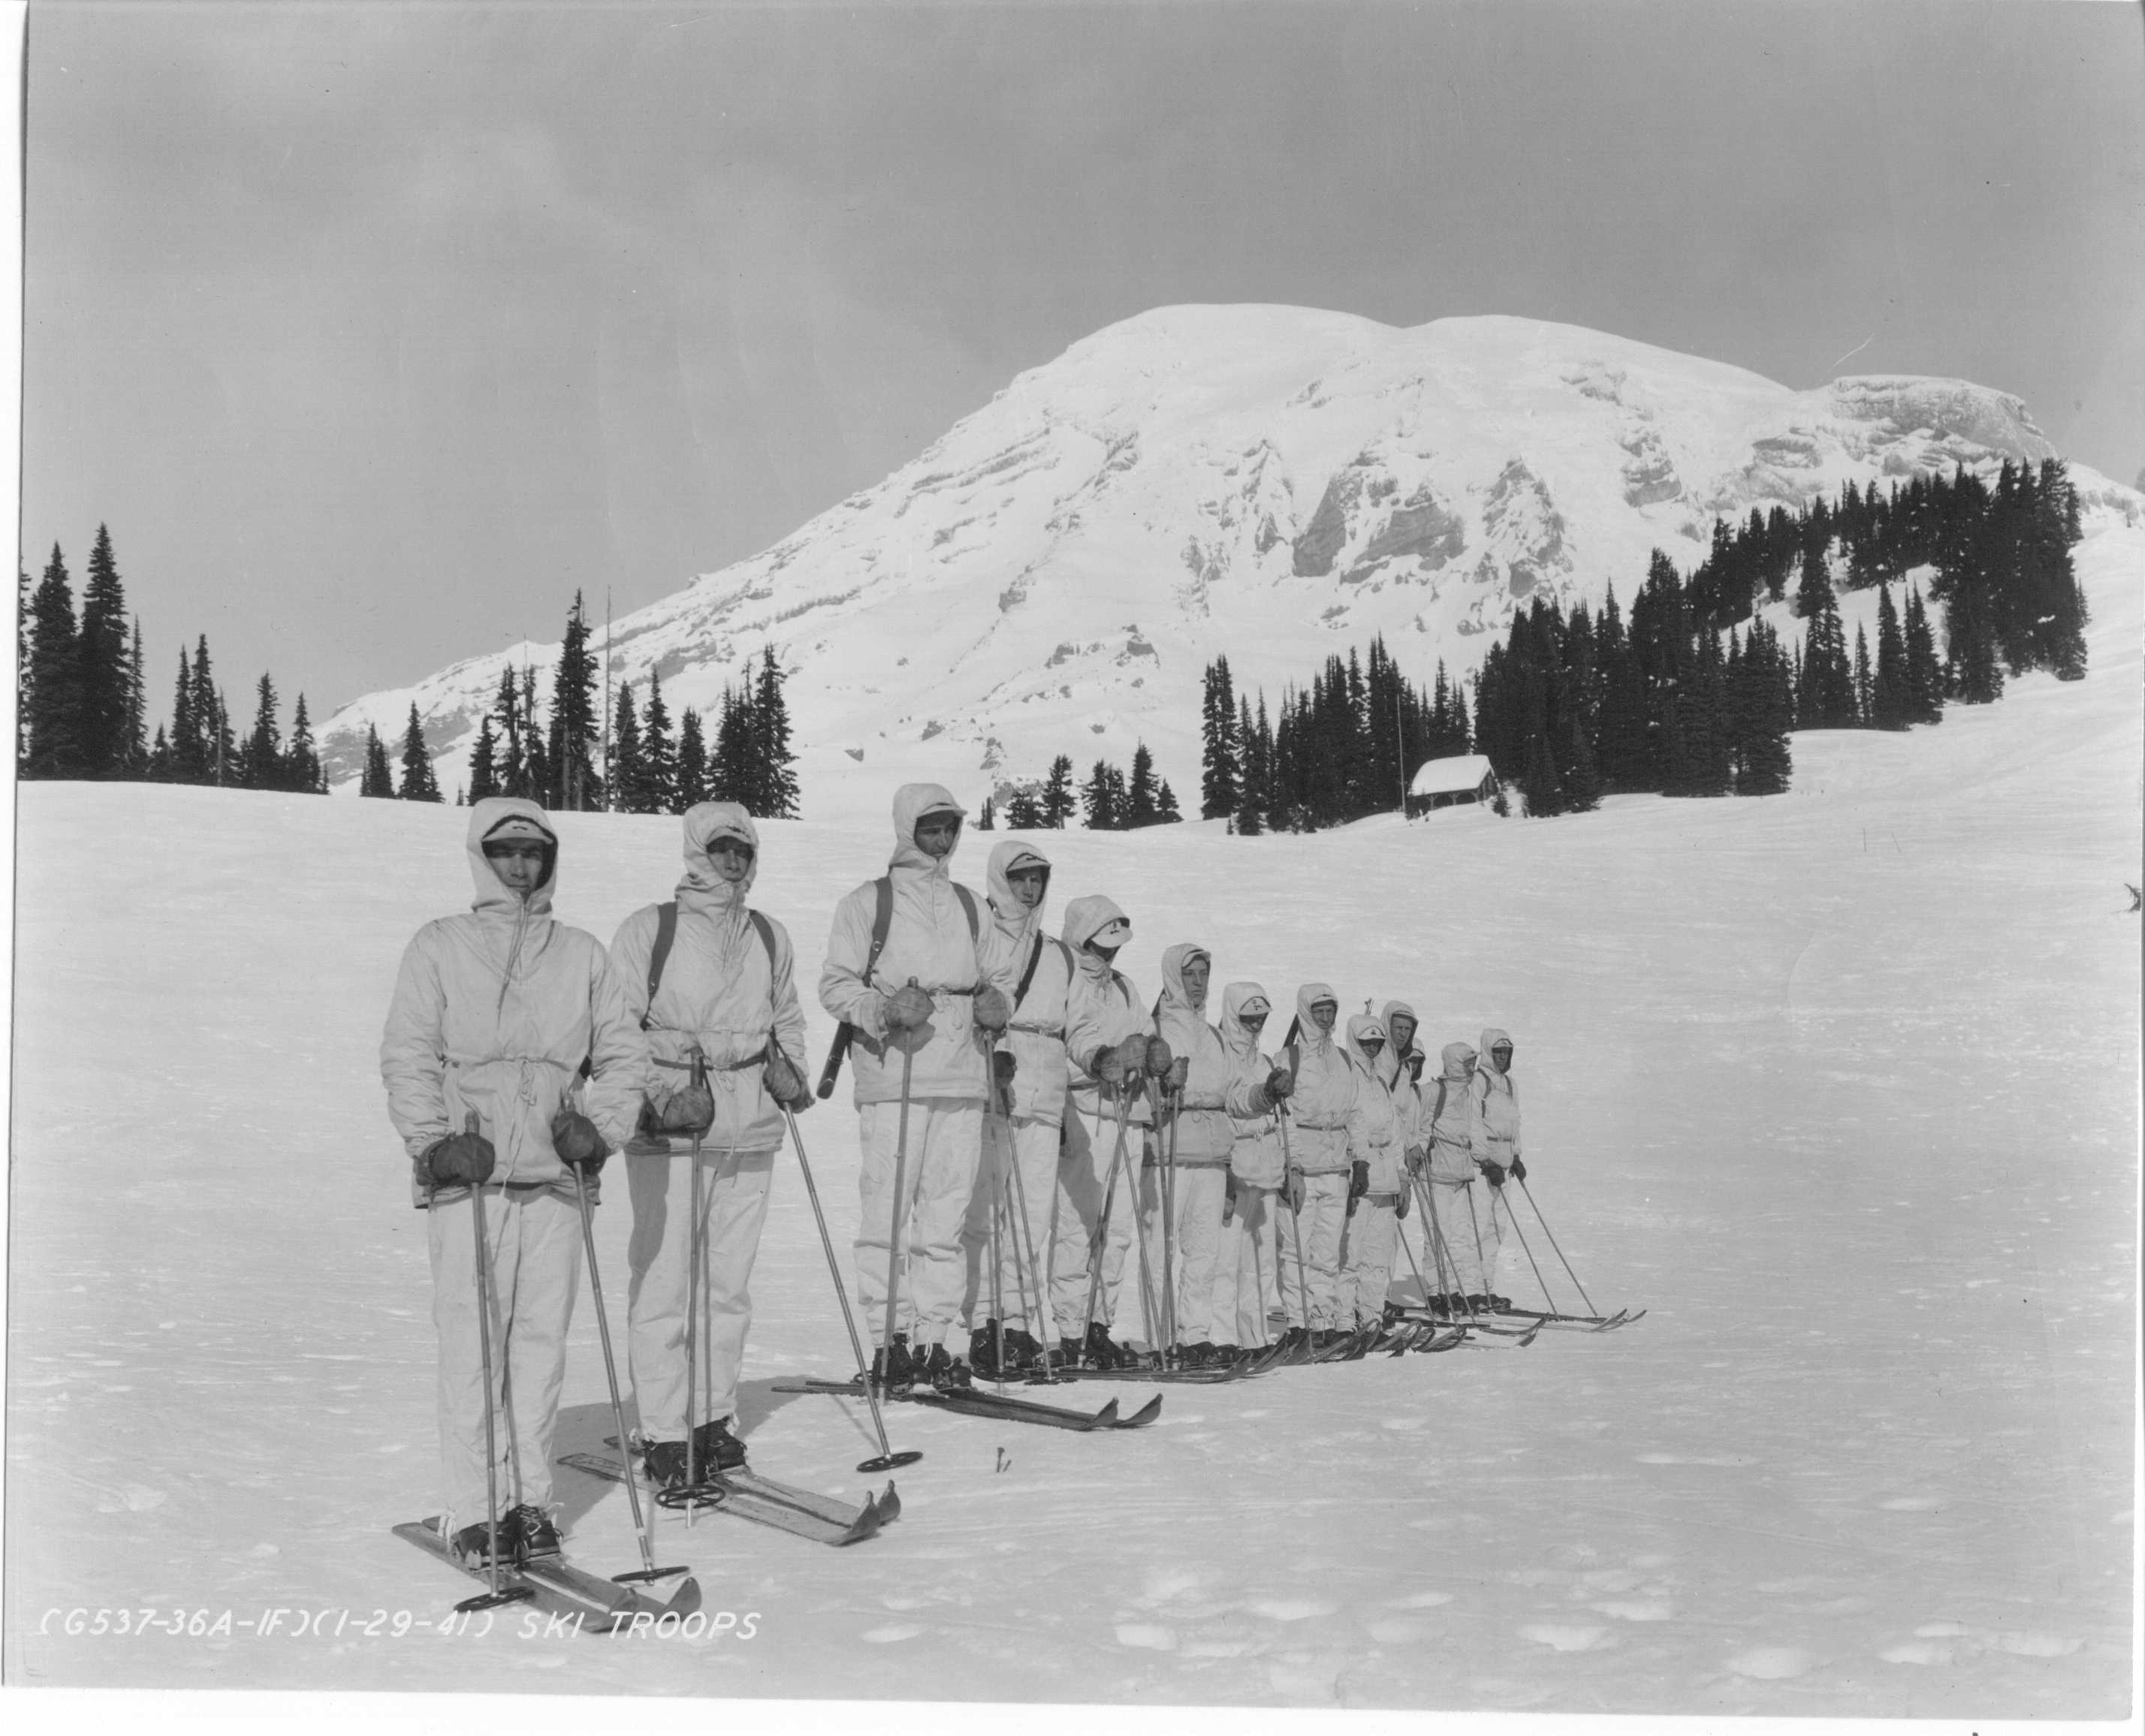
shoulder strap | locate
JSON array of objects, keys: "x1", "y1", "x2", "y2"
[
  {"x1": 1012, "y1": 931, "x2": 1047, "y2": 1010},
  {"x1": 861, "y1": 877, "x2": 894, "y2": 988},
  {"x1": 1286, "y1": 1041, "x2": 1302, "y2": 1082},
  {"x1": 640, "y1": 902, "x2": 678, "y2": 1032},
  {"x1": 1432, "y1": 1078, "x2": 1449, "y2": 1123},
  {"x1": 748, "y1": 909, "x2": 779, "y2": 978},
  {"x1": 952, "y1": 882, "x2": 980, "y2": 941}
]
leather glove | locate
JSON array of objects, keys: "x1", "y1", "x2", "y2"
[
  {"x1": 1396, "y1": 1188, "x2": 1410, "y2": 1221},
  {"x1": 1349, "y1": 1159, "x2": 1370, "y2": 1200},
  {"x1": 657, "y1": 1082, "x2": 717, "y2": 1135},
  {"x1": 1222, "y1": 1172, "x2": 1238, "y2": 1226},
  {"x1": 1094, "y1": 1044, "x2": 1126, "y2": 1089},
  {"x1": 1404, "y1": 1144, "x2": 1428, "y2": 1177},
  {"x1": 973, "y1": 985, "x2": 1012, "y2": 1035},
  {"x1": 424, "y1": 1112, "x2": 495, "y2": 1187},
  {"x1": 1282, "y1": 1169, "x2": 1306, "y2": 1214},
  {"x1": 991, "y1": 1048, "x2": 1018, "y2": 1115},
  {"x1": 1480, "y1": 1159, "x2": 1507, "y2": 1189},
  {"x1": 1143, "y1": 1035, "x2": 1174, "y2": 1079},
  {"x1": 883, "y1": 983, "x2": 934, "y2": 1032},
  {"x1": 1511, "y1": 1156, "x2": 1527, "y2": 1183},
  {"x1": 1166, "y1": 1056, "x2": 1190, "y2": 1093},
  {"x1": 1115, "y1": 1033, "x2": 1151, "y2": 1084},
  {"x1": 1264, "y1": 1065, "x2": 1296, "y2": 1103},
  {"x1": 762, "y1": 1047, "x2": 812, "y2": 1113},
  {"x1": 552, "y1": 1109, "x2": 609, "y2": 1174}
]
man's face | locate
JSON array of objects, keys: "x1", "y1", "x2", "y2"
[
  {"x1": 1407, "y1": 1052, "x2": 1425, "y2": 1082},
  {"x1": 1238, "y1": 1008, "x2": 1269, "y2": 1041},
  {"x1": 1180, "y1": 954, "x2": 1211, "y2": 1009},
  {"x1": 707, "y1": 836, "x2": 753, "y2": 885},
  {"x1": 1359, "y1": 1035, "x2": 1385, "y2": 1067},
  {"x1": 1309, "y1": 1000, "x2": 1337, "y2": 1034},
  {"x1": 915, "y1": 814, "x2": 961, "y2": 859},
  {"x1": 1492, "y1": 1043, "x2": 1514, "y2": 1072},
  {"x1": 1006, "y1": 866, "x2": 1048, "y2": 909},
  {"x1": 1390, "y1": 1015, "x2": 1416, "y2": 1055},
  {"x1": 484, "y1": 839, "x2": 548, "y2": 897}
]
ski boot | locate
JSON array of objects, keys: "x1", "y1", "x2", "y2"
[
  {"x1": 1488, "y1": 1293, "x2": 1513, "y2": 1313},
  {"x1": 1312, "y1": 1327, "x2": 1350, "y2": 1353},
  {"x1": 1082, "y1": 1320, "x2": 1140, "y2": 1370},
  {"x1": 1003, "y1": 1327, "x2": 1049, "y2": 1372},
  {"x1": 922, "y1": 1343, "x2": 973, "y2": 1391},
  {"x1": 1464, "y1": 1293, "x2": 1492, "y2": 1314},
  {"x1": 641, "y1": 1439, "x2": 694, "y2": 1490},
  {"x1": 692, "y1": 1416, "x2": 747, "y2": 1472},
  {"x1": 450, "y1": 1517, "x2": 511, "y2": 1569},
  {"x1": 508, "y1": 1503, "x2": 562, "y2": 1564},
  {"x1": 970, "y1": 1320, "x2": 1031, "y2": 1379},
  {"x1": 1211, "y1": 1343, "x2": 1241, "y2": 1366},
  {"x1": 870, "y1": 1331, "x2": 918, "y2": 1391},
  {"x1": 1275, "y1": 1325, "x2": 1311, "y2": 1356},
  {"x1": 1057, "y1": 1334, "x2": 1085, "y2": 1371}
]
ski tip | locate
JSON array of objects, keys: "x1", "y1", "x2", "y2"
[
  {"x1": 1119, "y1": 1393, "x2": 1163, "y2": 1427},
  {"x1": 877, "y1": 1483, "x2": 903, "y2": 1524},
  {"x1": 1091, "y1": 1397, "x2": 1121, "y2": 1426},
  {"x1": 650, "y1": 1575, "x2": 703, "y2": 1620}
]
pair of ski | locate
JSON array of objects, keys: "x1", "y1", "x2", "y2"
[
  {"x1": 393, "y1": 1517, "x2": 701, "y2": 1632},
  {"x1": 773, "y1": 1373, "x2": 1162, "y2": 1432},
  {"x1": 562, "y1": 1449, "x2": 903, "y2": 1548}
]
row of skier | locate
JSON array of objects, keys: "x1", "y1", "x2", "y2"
[{"x1": 378, "y1": 785, "x2": 1528, "y2": 1571}]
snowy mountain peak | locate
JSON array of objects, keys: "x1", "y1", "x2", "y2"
[{"x1": 320, "y1": 306, "x2": 2113, "y2": 817}]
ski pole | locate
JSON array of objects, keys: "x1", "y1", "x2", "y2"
[
  {"x1": 1162, "y1": 1080, "x2": 1184, "y2": 1357},
  {"x1": 1518, "y1": 1177, "x2": 1600, "y2": 1316},
  {"x1": 683, "y1": 1053, "x2": 707, "y2": 1505},
  {"x1": 1079, "y1": 1090, "x2": 1133, "y2": 1343},
  {"x1": 1126, "y1": 1093, "x2": 1164, "y2": 1361},
  {"x1": 1420, "y1": 1175, "x2": 1486, "y2": 1327},
  {"x1": 1000, "y1": 1105, "x2": 1065, "y2": 1383},
  {"x1": 1493, "y1": 1183, "x2": 1561, "y2": 1316},
  {"x1": 988, "y1": 1165, "x2": 1007, "y2": 1389},
  {"x1": 1277, "y1": 1108, "x2": 1314, "y2": 1342},
  {"x1": 454, "y1": 1126, "x2": 527, "y2": 1611},
  {"x1": 879, "y1": 987, "x2": 921, "y2": 1379},
  {"x1": 771, "y1": 1059, "x2": 919, "y2": 1472},
  {"x1": 1144, "y1": 1075, "x2": 1178, "y2": 1362},
  {"x1": 1462, "y1": 1180, "x2": 1494, "y2": 1303},
  {"x1": 568, "y1": 1159, "x2": 684, "y2": 1584}
]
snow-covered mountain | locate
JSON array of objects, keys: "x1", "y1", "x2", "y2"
[{"x1": 319, "y1": 306, "x2": 2137, "y2": 816}]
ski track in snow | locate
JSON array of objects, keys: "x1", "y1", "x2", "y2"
[{"x1": 6, "y1": 526, "x2": 2138, "y2": 1713}]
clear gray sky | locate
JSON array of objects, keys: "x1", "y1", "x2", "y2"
[{"x1": 23, "y1": 0, "x2": 2143, "y2": 719}]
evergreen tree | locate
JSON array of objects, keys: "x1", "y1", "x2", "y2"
[
  {"x1": 641, "y1": 673, "x2": 676, "y2": 815},
  {"x1": 1734, "y1": 619, "x2": 1795, "y2": 794},
  {"x1": 167, "y1": 644, "x2": 198, "y2": 781},
  {"x1": 466, "y1": 716, "x2": 499, "y2": 803},
  {"x1": 20, "y1": 544, "x2": 81, "y2": 777},
  {"x1": 399, "y1": 704, "x2": 443, "y2": 802},
  {"x1": 710, "y1": 678, "x2": 757, "y2": 807},
  {"x1": 675, "y1": 707, "x2": 708, "y2": 809},
  {"x1": 753, "y1": 647, "x2": 801, "y2": 819},
  {"x1": 360, "y1": 724, "x2": 397, "y2": 797},
  {"x1": 1903, "y1": 586, "x2": 1944, "y2": 724},
  {"x1": 76, "y1": 525, "x2": 132, "y2": 776},
  {"x1": 550, "y1": 592, "x2": 600, "y2": 809},
  {"x1": 1041, "y1": 754, "x2": 1076, "y2": 829},
  {"x1": 1004, "y1": 786, "x2": 1045, "y2": 829},
  {"x1": 1157, "y1": 779, "x2": 1181, "y2": 823},
  {"x1": 286, "y1": 695, "x2": 324, "y2": 794},
  {"x1": 976, "y1": 797, "x2": 996, "y2": 831},
  {"x1": 1871, "y1": 585, "x2": 1908, "y2": 728},
  {"x1": 1199, "y1": 656, "x2": 1241, "y2": 819},
  {"x1": 1851, "y1": 624, "x2": 1874, "y2": 726},
  {"x1": 190, "y1": 637, "x2": 235, "y2": 784},
  {"x1": 490, "y1": 667, "x2": 526, "y2": 799},
  {"x1": 610, "y1": 682, "x2": 647, "y2": 812},
  {"x1": 1082, "y1": 759, "x2": 1124, "y2": 830},
  {"x1": 1799, "y1": 593, "x2": 1855, "y2": 728},
  {"x1": 1126, "y1": 742, "x2": 1159, "y2": 827},
  {"x1": 241, "y1": 673, "x2": 283, "y2": 788}
]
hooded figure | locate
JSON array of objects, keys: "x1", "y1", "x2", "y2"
[
  {"x1": 1469, "y1": 1026, "x2": 1522, "y2": 1171},
  {"x1": 958, "y1": 839, "x2": 1079, "y2": 1373},
  {"x1": 819, "y1": 785, "x2": 1017, "y2": 1388},
  {"x1": 1272, "y1": 983, "x2": 1361, "y2": 1340},
  {"x1": 1212, "y1": 981, "x2": 1283, "y2": 1349},
  {"x1": 607, "y1": 801, "x2": 809, "y2": 1481},
  {"x1": 1048, "y1": 892, "x2": 1154, "y2": 1367},
  {"x1": 1418, "y1": 1039, "x2": 1499, "y2": 1304},
  {"x1": 381, "y1": 797, "x2": 651, "y2": 1562},
  {"x1": 1338, "y1": 1013, "x2": 1405, "y2": 1330},
  {"x1": 1143, "y1": 945, "x2": 1267, "y2": 1360}
]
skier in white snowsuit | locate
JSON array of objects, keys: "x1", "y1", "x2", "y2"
[
  {"x1": 819, "y1": 785, "x2": 1016, "y2": 1388},
  {"x1": 1378, "y1": 1001, "x2": 1431, "y2": 1303},
  {"x1": 1338, "y1": 1013, "x2": 1406, "y2": 1329},
  {"x1": 1422, "y1": 1039, "x2": 1498, "y2": 1305},
  {"x1": 958, "y1": 839, "x2": 1076, "y2": 1373},
  {"x1": 1466, "y1": 1026, "x2": 1524, "y2": 1308},
  {"x1": 381, "y1": 797, "x2": 650, "y2": 1566},
  {"x1": 1276, "y1": 983, "x2": 1362, "y2": 1346},
  {"x1": 1053, "y1": 894, "x2": 1155, "y2": 1367},
  {"x1": 1145, "y1": 944, "x2": 1268, "y2": 1364},
  {"x1": 1212, "y1": 982, "x2": 1290, "y2": 1350},
  {"x1": 608, "y1": 803, "x2": 810, "y2": 1483}
]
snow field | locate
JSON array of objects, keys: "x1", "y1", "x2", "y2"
[{"x1": 5, "y1": 523, "x2": 2138, "y2": 1714}]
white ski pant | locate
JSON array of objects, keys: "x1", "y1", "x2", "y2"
[
  {"x1": 625, "y1": 1146, "x2": 774, "y2": 1441},
  {"x1": 1423, "y1": 1176, "x2": 1502, "y2": 1294},
  {"x1": 427, "y1": 1185, "x2": 580, "y2": 1533},
  {"x1": 1210, "y1": 1183, "x2": 1274, "y2": 1348},
  {"x1": 1278, "y1": 1172, "x2": 1350, "y2": 1330},
  {"x1": 1340, "y1": 1199, "x2": 1400, "y2": 1327},
  {"x1": 855, "y1": 1097, "x2": 983, "y2": 1350},
  {"x1": 1052, "y1": 1104, "x2": 1141, "y2": 1334},
  {"x1": 962, "y1": 1114, "x2": 1064, "y2": 1336},
  {"x1": 1139, "y1": 1161, "x2": 1229, "y2": 1346}
]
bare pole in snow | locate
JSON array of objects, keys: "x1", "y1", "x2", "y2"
[{"x1": 602, "y1": 589, "x2": 612, "y2": 812}]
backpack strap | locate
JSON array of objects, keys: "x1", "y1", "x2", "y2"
[
  {"x1": 1012, "y1": 931, "x2": 1048, "y2": 1011},
  {"x1": 861, "y1": 876, "x2": 895, "y2": 987},
  {"x1": 747, "y1": 908, "x2": 779, "y2": 978},
  {"x1": 639, "y1": 901, "x2": 679, "y2": 1032},
  {"x1": 952, "y1": 882, "x2": 980, "y2": 942},
  {"x1": 1432, "y1": 1078, "x2": 1449, "y2": 1125}
]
